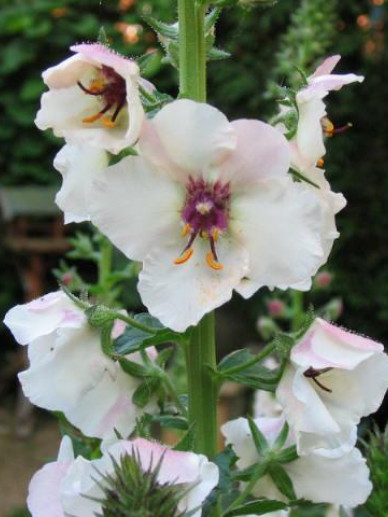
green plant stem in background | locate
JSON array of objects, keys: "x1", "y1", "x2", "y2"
[
  {"x1": 98, "y1": 235, "x2": 113, "y2": 305},
  {"x1": 178, "y1": 0, "x2": 218, "y2": 461},
  {"x1": 291, "y1": 290, "x2": 304, "y2": 332}
]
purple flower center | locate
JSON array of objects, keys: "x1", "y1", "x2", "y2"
[
  {"x1": 77, "y1": 65, "x2": 127, "y2": 128},
  {"x1": 175, "y1": 177, "x2": 230, "y2": 270}
]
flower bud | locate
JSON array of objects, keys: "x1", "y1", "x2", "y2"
[
  {"x1": 257, "y1": 316, "x2": 278, "y2": 341},
  {"x1": 314, "y1": 271, "x2": 333, "y2": 288},
  {"x1": 267, "y1": 298, "x2": 285, "y2": 318},
  {"x1": 86, "y1": 304, "x2": 117, "y2": 329}
]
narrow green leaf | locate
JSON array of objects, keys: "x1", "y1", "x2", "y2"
[
  {"x1": 143, "y1": 15, "x2": 179, "y2": 40},
  {"x1": 225, "y1": 499, "x2": 287, "y2": 516},
  {"x1": 207, "y1": 47, "x2": 231, "y2": 61},
  {"x1": 248, "y1": 416, "x2": 269, "y2": 455},
  {"x1": 268, "y1": 463, "x2": 296, "y2": 500},
  {"x1": 118, "y1": 357, "x2": 150, "y2": 378},
  {"x1": 154, "y1": 415, "x2": 188, "y2": 430},
  {"x1": 204, "y1": 7, "x2": 222, "y2": 32}
]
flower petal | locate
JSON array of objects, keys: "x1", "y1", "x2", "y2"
[
  {"x1": 3, "y1": 291, "x2": 85, "y2": 345},
  {"x1": 220, "y1": 119, "x2": 291, "y2": 187},
  {"x1": 231, "y1": 178, "x2": 324, "y2": 290},
  {"x1": 141, "y1": 99, "x2": 236, "y2": 174},
  {"x1": 310, "y1": 55, "x2": 341, "y2": 79},
  {"x1": 90, "y1": 155, "x2": 183, "y2": 261},
  {"x1": 138, "y1": 236, "x2": 249, "y2": 332},
  {"x1": 287, "y1": 447, "x2": 372, "y2": 506},
  {"x1": 54, "y1": 143, "x2": 109, "y2": 224}
]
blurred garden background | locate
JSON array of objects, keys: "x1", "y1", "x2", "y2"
[{"x1": 0, "y1": 0, "x2": 387, "y2": 515}]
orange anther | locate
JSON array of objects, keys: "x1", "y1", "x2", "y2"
[
  {"x1": 174, "y1": 248, "x2": 194, "y2": 265},
  {"x1": 212, "y1": 228, "x2": 219, "y2": 242},
  {"x1": 317, "y1": 158, "x2": 325, "y2": 168},
  {"x1": 82, "y1": 112, "x2": 104, "y2": 124},
  {"x1": 102, "y1": 117, "x2": 116, "y2": 129},
  {"x1": 206, "y1": 252, "x2": 224, "y2": 271},
  {"x1": 181, "y1": 223, "x2": 191, "y2": 237}
]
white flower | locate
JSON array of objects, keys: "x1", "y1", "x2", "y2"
[
  {"x1": 290, "y1": 55, "x2": 364, "y2": 173},
  {"x1": 90, "y1": 99, "x2": 330, "y2": 331},
  {"x1": 276, "y1": 318, "x2": 388, "y2": 454},
  {"x1": 54, "y1": 143, "x2": 109, "y2": 224},
  {"x1": 222, "y1": 416, "x2": 372, "y2": 507},
  {"x1": 35, "y1": 43, "x2": 144, "y2": 154},
  {"x1": 27, "y1": 437, "x2": 219, "y2": 517},
  {"x1": 3, "y1": 291, "x2": 157, "y2": 440}
]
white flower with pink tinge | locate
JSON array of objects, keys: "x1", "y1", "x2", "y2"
[
  {"x1": 222, "y1": 416, "x2": 372, "y2": 508},
  {"x1": 3, "y1": 291, "x2": 157, "y2": 440},
  {"x1": 54, "y1": 143, "x2": 109, "y2": 224},
  {"x1": 276, "y1": 318, "x2": 388, "y2": 455},
  {"x1": 35, "y1": 43, "x2": 145, "y2": 154},
  {"x1": 290, "y1": 55, "x2": 364, "y2": 174},
  {"x1": 27, "y1": 436, "x2": 219, "y2": 517},
  {"x1": 90, "y1": 99, "x2": 333, "y2": 332}
]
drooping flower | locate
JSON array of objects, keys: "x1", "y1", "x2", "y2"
[
  {"x1": 276, "y1": 318, "x2": 388, "y2": 454},
  {"x1": 35, "y1": 43, "x2": 145, "y2": 154},
  {"x1": 27, "y1": 437, "x2": 219, "y2": 517},
  {"x1": 54, "y1": 143, "x2": 109, "y2": 224},
  {"x1": 222, "y1": 416, "x2": 372, "y2": 507},
  {"x1": 90, "y1": 99, "x2": 331, "y2": 331},
  {"x1": 289, "y1": 55, "x2": 364, "y2": 173},
  {"x1": 3, "y1": 291, "x2": 157, "y2": 440}
]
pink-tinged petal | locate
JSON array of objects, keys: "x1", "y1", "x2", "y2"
[
  {"x1": 310, "y1": 55, "x2": 341, "y2": 79},
  {"x1": 138, "y1": 237, "x2": 249, "y2": 332},
  {"x1": 70, "y1": 43, "x2": 139, "y2": 77},
  {"x1": 220, "y1": 119, "x2": 291, "y2": 187},
  {"x1": 3, "y1": 291, "x2": 85, "y2": 345},
  {"x1": 142, "y1": 99, "x2": 236, "y2": 174},
  {"x1": 42, "y1": 54, "x2": 91, "y2": 89},
  {"x1": 287, "y1": 447, "x2": 372, "y2": 506},
  {"x1": 231, "y1": 178, "x2": 324, "y2": 290},
  {"x1": 89, "y1": 155, "x2": 184, "y2": 262},
  {"x1": 54, "y1": 143, "x2": 109, "y2": 224},
  {"x1": 292, "y1": 318, "x2": 384, "y2": 370},
  {"x1": 27, "y1": 437, "x2": 74, "y2": 517},
  {"x1": 298, "y1": 74, "x2": 364, "y2": 102}
]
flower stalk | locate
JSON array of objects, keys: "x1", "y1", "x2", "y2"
[{"x1": 178, "y1": 0, "x2": 218, "y2": 460}]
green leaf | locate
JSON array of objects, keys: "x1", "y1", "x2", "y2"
[
  {"x1": 132, "y1": 377, "x2": 161, "y2": 408},
  {"x1": 225, "y1": 499, "x2": 287, "y2": 516},
  {"x1": 248, "y1": 416, "x2": 269, "y2": 455},
  {"x1": 143, "y1": 15, "x2": 179, "y2": 40},
  {"x1": 114, "y1": 314, "x2": 186, "y2": 356},
  {"x1": 153, "y1": 415, "x2": 188, "y2": 430},
  {"x1": 267, "y1": 463, "x2": 296, "y2": 500},
  {"x1": 173, "y1": 425, "x2": 195, "y2": 452},
  {"x1": 207, "y1": 47, "x2": 231, "y2": 61},
  {"x1": 218, "y1": 349, "x2": 279, "y2": 390}
]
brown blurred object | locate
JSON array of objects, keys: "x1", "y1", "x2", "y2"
[
  {"x1": 0, "y1": 187, "x2": 69, "y2": 439},
  {"x1": 119, "y1": 0, "x2": 136, "y2": 12}
]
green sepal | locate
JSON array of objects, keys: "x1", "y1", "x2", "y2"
[
  {"x1": 276, "y1": 445, "x2": 299, "y2": 464},
  {"x1": 205, "y1": 7, "x2": 222, "y2": 32},
  {"x1": 248, "y1": 416, "x2": 270, "y2": 455},
  {"x1": 132, "y1": 376, "x2": 161, "y2": 408},
  {"x1": 289, "y1": 168, "x2": 320, "y2": 189},
  {"x1": 224, "y1": 499, "x2": 287, "y2": 517},
  {"x1": 85, "y1": 304, "x2": 117, "y2": 329},
  {"x1": 267, "y1": 463, "x2": 297, "y2": 500},
  {"x1": 207, "y1": 47, "x2": 231, "y2": 61},
  {"x1": 118, "y1": 357, "x2": 152, "y2": 378},
  {"x1": 273, "y1": 421, "x2": 290, "y2": 450}
]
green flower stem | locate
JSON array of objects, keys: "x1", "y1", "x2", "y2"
[
  {"x1": 178, "y1": 0, "x2": 218, "y2": 460},
  {"x1": 221, "y1": 342, "x2": 277, "y2": 376},
  {"x1": 178, "y1": 0, "x2": 207, "y2": 102},
  {"x1": 114, "y1": 313, "x2": 160, "y2": 334},
  {"x1": 184, "y1": 311, "x2": 218, "y2": 459}
]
